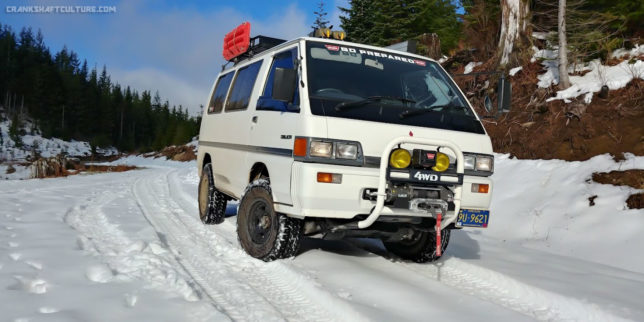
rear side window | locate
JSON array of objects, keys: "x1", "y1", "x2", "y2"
[
  {"x1": 225, "y1": 61, "x2": 263, "y2": 111},
  {"x1": 208, "y1": 72, "x2": 234, "y2": 114}
]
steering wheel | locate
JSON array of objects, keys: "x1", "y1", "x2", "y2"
[{"x1": 315, "y1": 88, "x2": 345, "y2": 95}]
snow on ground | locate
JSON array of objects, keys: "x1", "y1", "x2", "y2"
[
  {"x1": 0, "y1": 163, "x2": 30, "y2": 180},
  {"x1": 509, "y1": 66, "x2": 523, "y2": 76},
  {"x1": 533, "y1": 45, "x2": 644, "y2": 103},
  {"x1": 463, "y1": 62, "x2": 482, "y2": 74},
  {"x1": 546, "y1": 60, "x2": 644, "y2": 103},
  {"x1": 1, "y1": 154, "x2": 643, "y2": 321},
  {"x1": 612, "y1": 44, "x2": 644, "y2": 59}
]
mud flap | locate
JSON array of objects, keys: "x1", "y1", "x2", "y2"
[{"x1": 435, "y1": 212, "x2": 442, "y2": 257}]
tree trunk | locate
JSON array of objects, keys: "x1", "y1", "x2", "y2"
[
  {"x1": 558, "y1": 0, "x2": 571, "y2": 89},
  {"x1": 497, "y1": 0, "x2": 530, "y2": 67}
]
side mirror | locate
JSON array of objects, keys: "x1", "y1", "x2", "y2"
[
  {"x1": 484, "y1": 95, "x2": 493, "y2": 113},
  {"x1": 497, "y1": 74, "x2": 511, "y2": 113},
  {"x1": 272, "y1": 68, "x2": 297, "y2": 102}
]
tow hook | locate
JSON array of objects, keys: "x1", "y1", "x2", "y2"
[{"x1": 435, "y1": 212, "x2": 442, "y2": 257}]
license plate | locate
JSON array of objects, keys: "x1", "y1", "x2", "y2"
[{"x1": 457, "y1": 209, "x2": 490, "y2": 228}]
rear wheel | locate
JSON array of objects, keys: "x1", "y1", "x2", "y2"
[
  {"x1": 383, "y1": 228, "x2": 451, "y2": 263},
  {"x1": 198, "y1": 163, "x2": 227, "y2": 224},
  {"x1": 237, "y1": 179, "x2": 302, "y2": 261}
]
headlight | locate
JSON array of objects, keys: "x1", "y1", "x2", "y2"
[
  {"x1": 475, "y1": 155, "x2": 493, "y2": 172},
  {"x1": 464, "y1": 154, "x2": 476, "y2": 170},
  {"x1": 336, "y1": 142, "x2": 358, "y2": 159},
  {"x1": 432, "y1": 152, "x2": 450, "y2": 172},
  {"x1": 463, "y1": 153, "x2": 494, "y2": 174},
  {"x1": 389, "y1": 148, "x2": 411, "y2": 168},
  {"x1": 296, "y1": 137, "x2": 363, "y2": 165},
  {"x1": 310, "y1": 141, "x2": 333, "y2": 158}
]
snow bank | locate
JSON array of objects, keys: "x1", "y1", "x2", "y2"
[
  {"x1": 0, "y1": 163, "x2": 30, "y2": 180},
  {"x1": 611, "y1": 44, "x2": 644, "y2": 59},
  {"x1": 533, "y1": 44, "x2": 644, "y2": 103},
  {"x1": 546, "y1": 60, "x2": 644, "y2": 103},
  {"x1": 486, "y1": 153, "x2": 644, "y2": 272},
  {"x1": 93, "y1": 154, "x2": 195, "y2": 169}
]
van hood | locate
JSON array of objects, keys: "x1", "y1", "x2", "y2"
[{"x1": 324, "y1": 117, "x2": 493, "y2": 158}]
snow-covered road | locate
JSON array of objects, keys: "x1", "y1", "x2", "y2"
[{"x1": 1, "y1": 155, "x2": 643, "y2": 321}]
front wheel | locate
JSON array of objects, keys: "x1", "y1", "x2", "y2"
[
  {"x1": 237, "y1": 179, "x2": 302, "y2": 261},
  {"x1": 383, "y1": 228, "x2": 451, "y2": 263}
]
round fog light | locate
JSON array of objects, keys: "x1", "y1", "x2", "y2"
[
  {"x1": 432, "y1": 152, "x2": 450, "y2": 172},
  {"x1": 389, "y1": 148, "x2": 411, "y2": 169}
]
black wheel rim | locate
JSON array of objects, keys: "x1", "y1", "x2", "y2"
[{"x1": 247, "y1": 199, "x2": 273, "y2": 244}]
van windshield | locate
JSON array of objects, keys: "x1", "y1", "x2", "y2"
[{"x1": 305, "y1": 41, "x2": 485, "y2": 134}]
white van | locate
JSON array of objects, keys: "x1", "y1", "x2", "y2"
[{"x1": 198, "y1": 26, "x2": 496, "y2": 262}]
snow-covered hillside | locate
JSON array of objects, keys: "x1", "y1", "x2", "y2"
[
  {"x1": 0, "y1": 115, "x2": 91, "y2": 161},
  {"x1": 1, "y1": 153, "x2": 643, "y2": 321},
  {"x1": 0, "y1": 113, "x2": 118, "y2": 163}
]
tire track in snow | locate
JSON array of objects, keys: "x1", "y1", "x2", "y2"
[
  {"x1": 398, "y1": 258, "x2": 629, "y2": 321},
  {"x1": 63, "y1": 190, "x2": 204, "y2": 304},
  {"x1": 341, "y1": 240, "x2": 630, "y2": 321},
  {"x1": 133, "y1": 174, "x2": 280, "y2": 321},
  {"x1": 166, "y1": 170, "x2": 368, "y2": 322},
  {"x1": 134, "y1": 169, "x2": 366, "y2": 322}
]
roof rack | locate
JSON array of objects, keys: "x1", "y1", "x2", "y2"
[{"x1": 234, "y1": 35, "x2": 286, "y2": 63}]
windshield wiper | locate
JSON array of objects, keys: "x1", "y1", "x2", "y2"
[
  {"x1": 399, "y1": 102, "x2": 465, "y2": 119},
  {"x1": 335, "y1": 96, "x2": 416, "y2": 112}
]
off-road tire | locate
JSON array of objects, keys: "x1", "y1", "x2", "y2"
[
  {"x1": 237, "y1": 179, "x2": 303, "y2": 261},
  {"x1": 384, "y1": 228, "x2": 451, "y2": 263},
  {"x1": 198, "y1": 163, "x2": 227, "y2": 225}
]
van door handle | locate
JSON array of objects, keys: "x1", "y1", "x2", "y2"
[{"x1": 251, "y1": 116, "x2": 258, "y2": 123}]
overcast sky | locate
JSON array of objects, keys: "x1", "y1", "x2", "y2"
[{"x1": 1, "y1": 0, "x2": 348, "y2": 115}]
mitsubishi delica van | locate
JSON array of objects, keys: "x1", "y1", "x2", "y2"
[{"x1": 197, "y1": 23, "x2": 494, "y2": 262}]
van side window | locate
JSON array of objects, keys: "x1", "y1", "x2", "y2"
[
  {"x1": 257, "y1": 49, "x2": 300, "y2": 112},
  {"x1": 225, "y1": 61, "x2": 263, "y2": 112},
  {"x1": 207, "y1": 72, "x2": 234, "y2": 114}
]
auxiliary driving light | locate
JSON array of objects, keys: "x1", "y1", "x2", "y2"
[
  {"x1": 389, "y1": 148, "x2": 411, "y2": 169},
  {"x1": 432, "y1": 152, "x2": 450, "y2": 172}
]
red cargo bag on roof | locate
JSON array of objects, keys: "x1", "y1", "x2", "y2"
[{"x1": 223, "y1": 22, "x2": 251, "y2": 61}]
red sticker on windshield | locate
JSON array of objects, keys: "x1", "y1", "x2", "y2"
[
  {"x1": 325, "y1": 44, "x2": 340, "y2": 51},
  {"x1": 414, "y1": 59, "x2": 426, "y2": 66}
]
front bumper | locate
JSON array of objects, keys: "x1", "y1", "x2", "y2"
[{"x1": 276, "y1": 136, "x2": 492, "y2": 229}]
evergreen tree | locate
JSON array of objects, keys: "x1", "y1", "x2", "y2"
[
  {"x1": 0, "y1": 22, "x2": 206, "y2": 153},
  {"x1": 339, "y1": 0, "x2": 461, "y2": 53},
  {"x1": 312, "y1": 1, "x2": 330, "y2": 30}
]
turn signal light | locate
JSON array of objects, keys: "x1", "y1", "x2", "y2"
[
  {"x1": 317, "y1": 172, "x2": 342, "y2": 184},
  {"x1": 471, "y1": 183, "x2": 489, "y2": 193},
  {"x1": 293, "y1": 138, "x2": 308, "y2": 157}
]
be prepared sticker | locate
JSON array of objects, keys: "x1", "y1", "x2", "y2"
[{"x1": 324, "y1": 44, "x2": 428, "y2": 66}]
